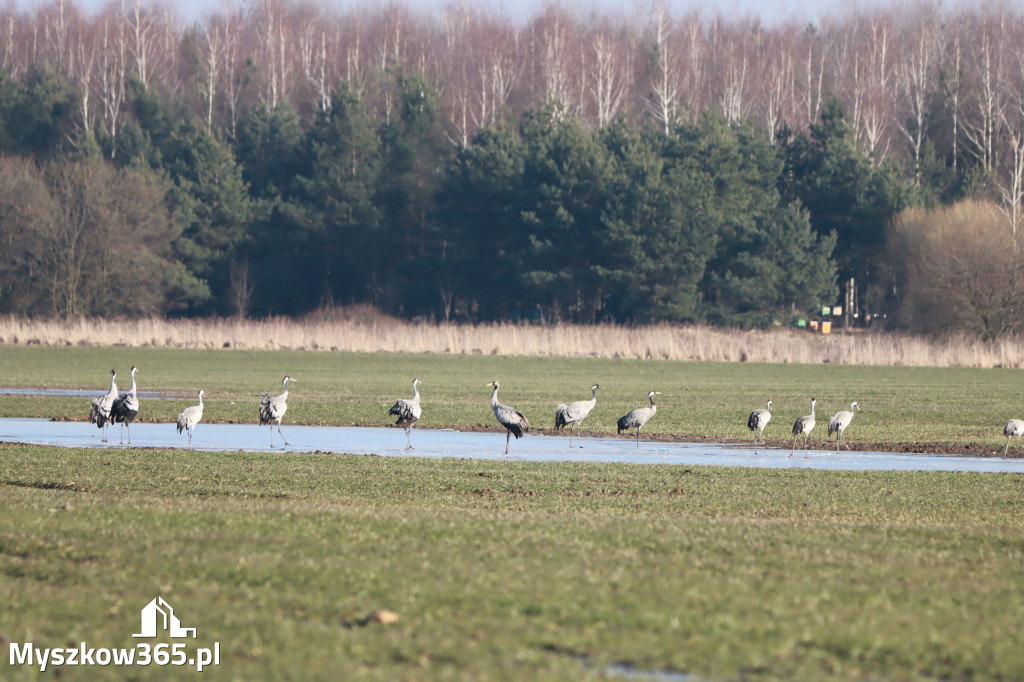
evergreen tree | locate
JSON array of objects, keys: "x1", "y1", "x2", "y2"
[
  {"x1": 515, "y1": 106, "x2": 615, "y2": 322},
  {"x1": 161, "y1": 118, "x2": 252, "y2": 314},
  {"x1": 434, "y1": 124, "x2": 527, "y2": 321},
  {"x1": 598, "y1": 120, "x2": 716, "y2": 322},
  {"x1": 781, "y1": 97, "x2": 909, "y2": 309},
  {"x1": 266, "y1": 84, "x2": 380, "y2": 314},
  {"x1": 376, "y1": 71, "x2": 451, "y2": 316}
]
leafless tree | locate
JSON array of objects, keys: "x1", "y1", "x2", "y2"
[
  {"x1": 644, "y1": 4, "x2": 680, "y2": 133},
  {"x1": 530, "y1": 5, "x2": 580, "y2": 120},
  {"x1": 894, "y1": 7, "x2": 940, "y2": 180},
  {"x1": 587, "y1": 22, "x2": 628, "y2": 129},
  {"x1": 889, "y1": 201, "x2": 1024, "y2": 339},
  {"x1": 943, "y1": 22, "x2": 968, "y2": 172},
  {"x1": 255, "y1": 0, "x2": 294, "y2": 109},
  {"x1": 98, "y1": 14, "x2": 127, "y2": 158},
  {"x1": 798, "y1": 23, "x2": 826, "y2": 131},
  {"x1": 963, "y1": 10, "x2": 1012, "y2": 172}
]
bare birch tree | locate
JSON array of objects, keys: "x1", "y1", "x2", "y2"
[
  {"x1": 644, "y1": 4, "x2": 680, "y2": 133},
  {"x1": 895, "y1": 8, "x2": 941, "y2": 181}
]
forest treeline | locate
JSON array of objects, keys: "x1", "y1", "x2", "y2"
[{"x1": 0, "y1": 0, "x2": 1022, "y2": 334}]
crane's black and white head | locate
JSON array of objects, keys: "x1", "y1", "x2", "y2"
[
  {"x1": 851, "y1": 401, "x2": 859, "y2": 411},
  {"x1": 413, "y1": 377, "x2": 422, "y2": 386},
  {"x1": 592, "y1": 384, "x2": 601, "y2": 391},
  {"x1": 283, "y1": 375, "x2": 295, "y2": 385},
  {"x1": 648, "y1": 390, "x2": 662, "y2": 399},
  {"x1": 487, "y1": 380, "x2": 499, "y2": 389}
]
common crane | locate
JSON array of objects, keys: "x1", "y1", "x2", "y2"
[
  {"x1": 487, "y1": 381, "x2": 529, "y2": 454},
  {"x1": 747, "y1": 399, "x2": 772, "y2": 445},
  {"x1": 111, "y1": 365, "x2": 140, "y2": 444},
  {"x1": 791, "y1": 397, "x2": 817, "y2": 452},
  {"x1": 89, "y1": 369, "x2": 118, "y2": 442},
  {"x1": 389, "y1": 377, "x2": 423, "y2": 449},
  {"x1": 1004, "y1": 419, "x2": 1024, "y2": 457},
  {"x1": 554, "y1": 384, "x2": 600, "y2": 448},
  {"x1": 827, "y1": 401, "x2": 860, "y2": 452},
  {"x1": 617, "y1": 391, "x2": 661, "y2": 447},
  {"x1": 177, "y1": 390, "x2": 205, "y2": 449},
  {"x1": 259, "y1": 375, "x2": 294, "y2": 447}
]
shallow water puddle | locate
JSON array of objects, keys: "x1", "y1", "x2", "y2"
[{"x1": 2, "y1": 418, "x2": 1023, "y2": 473}]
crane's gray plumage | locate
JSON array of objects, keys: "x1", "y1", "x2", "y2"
[
  {"x1": 827, "y1": 401, "x2": 859, "y2": 452},
  {"x1": 259, "y1": 375, "x2": 294, "y2": 447},
  {"x1": 389, "y1": 377, "x2": 423, "y2": 449},
  {"x1": 1004, "y1": 419, "x2": 1024, "y2": 457},
  {"x1": 554, "y1": 384, "x2": 600, "y2": 448},
  {"x1": 791, "y1": 397, "x2": 817, "y2": 451},
  {"x1": 617, "y1": 391, "x2": 661, "y2": 447},
  {"x1": 487, "y1": 381, "x2": 529, "y2": 454},
  {"x1": 177, "y1": 390, "x2": 205, "y2": 449},
  {"x1": 747, "y1": 399, "x2": 772, "y2": 444},
  {"x1": 111, "y1": 365, "x2": 139, "y2": 444},
  {"x1": 89, "y1": 369, "x2": 118, "y2": 442}
]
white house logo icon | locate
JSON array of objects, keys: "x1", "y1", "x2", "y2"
[{"x1": 133, "y1": 597, "x2": 197, "y2": 639}]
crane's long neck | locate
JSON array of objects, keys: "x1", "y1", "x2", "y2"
[
  {"x1": 649, "y1": 394, "x2": 657, "y2": 407},
  {"x1": 107, "y1": 373, "x2": 118, "y2": 397},
  {"x1": 198, "y1": 392, "x2": 204, "y2": 407},
  {"x1": 412, "y1": 382, "x2": 420, "y2": 403},
  {"x1": 491, "y1": 386, "x2": 500, "y2": 407},
  {"x1": 280, "y1": 378, "x2": 290, "y2": 399},
  {"x1": 128, "y1": 370, "x2": 137, "y2": 395},
  {"x1": 591, "y1": 386, "x2": 598, "y2": 401}
]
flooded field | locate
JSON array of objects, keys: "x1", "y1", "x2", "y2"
[{"x1": 3, "y1": 418, "x2": 1023, "y2": 473}]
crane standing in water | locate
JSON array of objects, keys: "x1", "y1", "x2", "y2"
[
  {"x1": 487, "y1": 381, "x2": 529, "y2": 454},
  {"x1": 260, "y1": 375, "x2": 295, "y2": 447},
  {"x1": 389, "y1": 377, "x2": 423, "y2": 449},
  {"x1": 554, "y1": 384, "x2": 600, "y2": 448},
  {"x1": 617, "y1": 391, "x2": 661, "y2": 447},
  {"x1": 111, "y1": 366, "x2": 140, "y2": 444},
  {"x1": 177, "y1": 390, "x2": 205, "y2": 449},
  {"x1": 89, "y1": 369, "x2": 118, "y2": 442}
]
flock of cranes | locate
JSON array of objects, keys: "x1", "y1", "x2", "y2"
[
  {"x1": 86, "y1": 369, "x2": 667, "y2": 453},
  {"x1": 82, "y1": 369, "x2": 1019, "y2": 456},
  {"x1": 743, "y1": 396, "x2": 864, "y2": 455}
]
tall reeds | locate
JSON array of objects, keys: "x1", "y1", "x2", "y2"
[{"x1": 2, "y1": 312, "x2": 1021, "y2": 368}]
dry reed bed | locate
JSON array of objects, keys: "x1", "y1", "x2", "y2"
[{"x1": 1, "y1": 315, "x2": 1022, "y2": 368}]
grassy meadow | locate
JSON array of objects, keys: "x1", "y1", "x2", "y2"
[
  {"x1": 2, "y1": 445, "x2": 1023, "y2": 681},
  {"x1": 1, "y1": 344, "x2": 1024, "y2": 451},
  {"x1": 2, "y1": 343, "x2": 1024, "y2": 680}
]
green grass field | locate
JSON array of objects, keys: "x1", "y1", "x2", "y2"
[
  {"x1": 2, "y1": 444, "x2": 1023, "y2": 681},
  {"x1": 2, "y1": 346, "x2": 1024, "y2": 680},
  {"x1": 1, "y1": 345, "x2": 1024, "y2": 450}
]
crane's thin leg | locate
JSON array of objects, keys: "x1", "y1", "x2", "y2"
[
  {"x1": 635, "y1": 427, "x2": 640, "y2": 447},
  {"x1": 578, "y1": 422, "x2": 584, "y2": 449},
  {"x1": 405, "y1": 427, "x2": 413, "y2": 450},
  {"x1": 119, "y1": 424, "x2": 125, "y2": 445},
  {"x1": 278, "y1": 424, "x2": 289, "y2": 446},
  {"x1": 1005, "y1": 438, "x2": 1011, "y2": 457},
  {"x1": 505, "y1": 431, "x2": 511, "y2": 454}
]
